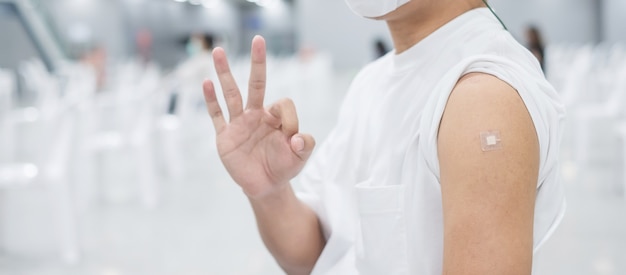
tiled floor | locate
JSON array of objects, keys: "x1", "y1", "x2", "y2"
[{"x1": 1, "y1": 73, "x2": 625, "y2": 275}]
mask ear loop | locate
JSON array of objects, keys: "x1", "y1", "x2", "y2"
[{"x1": 482, "y1": 0, "x2": 508, "y2": 31}]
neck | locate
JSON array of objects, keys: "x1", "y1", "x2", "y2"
[{"x1": 387, "y1": 1, "x2": 485, "y2": 54}]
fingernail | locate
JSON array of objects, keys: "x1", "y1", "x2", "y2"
[{"x1": 292, "y1": 136, "x2": 304, "y2": 152}]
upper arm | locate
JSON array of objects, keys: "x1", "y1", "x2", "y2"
[{"x1": 437, "y1": 73, "x2": 539, "y2": 275}]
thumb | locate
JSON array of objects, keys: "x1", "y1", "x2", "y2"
[{"x1": 290, "y1": 133, "x2": 316, "y2": 161}]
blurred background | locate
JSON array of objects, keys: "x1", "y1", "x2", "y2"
[{"x1": 0, "y1": 0, "x2": 625, "y2": 274}]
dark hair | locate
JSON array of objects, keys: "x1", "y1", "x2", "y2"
[
  {"x1": 374, "y1": 38, "x2": 389, "y2": 58},
  {"x1": 183, "y1": 33, "x2": 215, "y2": 50},
  {"x1": 526, "y1": 25, "x2": 543, "y2": 47},
  {"x1": 525, "y1": 25, "x2": 545, "y2": 70},
  {"x1": 202, "y1": 34, "x2": 215, "y2": 50}
]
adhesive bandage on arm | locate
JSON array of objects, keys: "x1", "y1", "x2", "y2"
[{"x1": 480, "y1": 130, "x2": 502, "y2": 152}]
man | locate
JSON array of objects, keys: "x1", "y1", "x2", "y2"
[
  {"x1": 202, "y1": 0, "x2": 565, "y2": 274},
  {"x1": 172, "y1": 33, "x2": 216, "y2": 116},
  {"x1": 525, "y1": 26, "x2": 546, "y2": 71}
]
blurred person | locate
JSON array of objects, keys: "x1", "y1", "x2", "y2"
[
  {"x1": 169, "y1": 33, "x2": 216, "y2": 115},
  {"x1": 80, "y1": 46, "x2": 107, "y2": 90},
  {"x1": 135, "y1": 29, "x2": 153, "y2": 65},
  {"x1": 298, "y1": 45, "x2": 317, "y2": 63},
  {"x1": 177, "y1": 33, "x2": 215, "y2": 83},
  {"x1": 202, "y1": 0, "x2": 565, "y2": 274},
  {"x1": 374, "y1": 38, "x2": 390, "y2": 58},
  {"x1": 525, "y1": 25, "x2": 546, "y2": 71}
]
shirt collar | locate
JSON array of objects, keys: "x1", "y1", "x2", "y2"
[{"x1": 391, "y1": 7, "x2": 500, "y2": 73}]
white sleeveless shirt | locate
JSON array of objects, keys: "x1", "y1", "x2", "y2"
[{"x1": 297, "y1": 8, "x2": 566, "y2": 275}]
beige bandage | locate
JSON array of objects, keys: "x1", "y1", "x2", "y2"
[{"x1": 480, "y1": 130, "x2": 502, "y2": 152}]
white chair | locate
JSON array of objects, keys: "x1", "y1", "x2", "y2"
[
  {"x1": 559, "y1": 45, "x2": 594, "y2": 107},
  {"x1": 0, "y1": 60, "x2": 100, "y2": 264},
  {"x1": 77, "y1": 63, "x2": 161, "y2": 208},
  {"x1": 0, "y1": 107, "x2": 79, "y2": 264},
  {"x1": 158, "y1": 58, "x2": 217, "y2": 181},
  {"x1": 18, "y1": 59, "x2": 63, "y2": 117},
  {"x1": 574, "y1": 61, "x2": 626, "y2": 164},
  {"x1": 610, "y1": 60, "x2": 626, "y2": 198},
  {"x1": 0, "y1": 69, "x2": 17, "y2": 163},
  {"x1": 615, "y1": 123, "x2": 626, "y2": 198},
  {"x1": 155, "y1": 80, "x2": 186, "y2": 182}
]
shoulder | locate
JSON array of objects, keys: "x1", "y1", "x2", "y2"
[
  {"x1": 437, "y1": 72, "x2": 540, "y2": 274},
  {"x1": 437, "y1": 73, "x2": 540, "y2": 194},
  {"x1": 446, "y1": 72, "x2": 530, "y2": 119},
  {"x1": 438, "y1": 72, "x2": 538, "y2": 154}
]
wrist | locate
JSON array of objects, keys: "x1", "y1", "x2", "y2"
[{"x1": 247, "y1": 182, "x2": 296, "y2": 210}]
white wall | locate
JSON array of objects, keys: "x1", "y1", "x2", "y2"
[
  {"x1": 37, "y1": 0, "x2": 240, "y2": 67},
  {"x1": 239, "y1": 1, "x2": 296, "y2": 56},
  {"x1": 603, "y1": 0, "x2": 626, "y2": 43},
  {"x1": 12, "y1": 0, "x2": 624, "y2": 71},
  {"x1": 0, "y1": 5, "x2": 41, "y2": 71},
  {"x1": 489, "y1": 0, "x2": 599, "y2": 44},
  {"x1": 46, "y1": 0, "x2": 128, "y2": 59},
  {"x1": 296, "y1": 0, "x2": 392, "y2": 70},
  {"x1": 125, "y1": 0, "x2": 240, "y2": 67},
  {"x1": 297, "y1": 0, "x2": 602, "y2": 70}
]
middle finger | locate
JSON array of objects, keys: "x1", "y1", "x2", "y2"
[{"x1": 246, "y1": 35, "x2": 266, "y2": 110}]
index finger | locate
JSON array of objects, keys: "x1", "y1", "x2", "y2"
[
  {"x1": 213, "y1": 47, "x2": 244, "y2": 119},
  {"x1": 246, "y1": 36, "x2": 266, "y2": 110},
  {"x1": 202, "y1": 79, "x2": 226, "y2": 133},
  {"x1": 268, "y1": 98, "x2": 299, "y2": 137}
]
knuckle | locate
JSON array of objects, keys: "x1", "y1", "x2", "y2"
[
  {"x1": 279, "y1": 97, "x2": 294, "y2": 107},
  {"x1": 211, "y1": 109, "x2": 223, "y2": 118},
  {"x1": 218, "y1": 70, "x2": 231, "y2": 77},
  {"x1": 224, "y1": 88, "x2": 240, "y2": 99},
  {"x1": 249, "y1": 79, "x2": 266, "y2": 91}
]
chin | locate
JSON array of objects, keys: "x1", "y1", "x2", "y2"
[{"x1": 368, "y1": 15, "x2": 388, "y2": 20}]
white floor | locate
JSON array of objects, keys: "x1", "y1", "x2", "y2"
[{"x1": 1, "y1": 72, "x2": 625, "y2": 275}]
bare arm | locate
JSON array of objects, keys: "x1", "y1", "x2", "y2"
[
  {"x1": 438, "y1": 73, "x2": 539, "y2": 274},
  {"x1": 250, "y1": 184, "x2": 325, "y2": 274},
  {"x1": 202, "y1": 36, "x2": 324, "y2": 274}
]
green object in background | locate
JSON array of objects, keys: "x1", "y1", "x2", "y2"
[{"x1": 483, "y1": 0, "x2": 508, "y2": 31}]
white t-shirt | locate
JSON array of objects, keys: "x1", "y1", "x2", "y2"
[
  {"x1": 297, "y1": 8, "x2": 566, "y2": 275},
  {"x1": 175, "y1": 51, "x2": 216, "y2": 118}
]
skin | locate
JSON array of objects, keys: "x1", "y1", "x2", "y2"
[
  {"x1": 202, "y1": 0, "x2": 539, "y2": 274},
  {"x1": 376, "y1": 0, "x2": 485, "y2": 53},
  {"x1": 438, "y1": 73, "x2": 538, "y2": 274},
  {"x1": 203, "y1": 37, "x2": 324, "y2": 275}
]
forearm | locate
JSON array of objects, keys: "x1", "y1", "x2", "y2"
[{"x1": 249, "y1": 184, "x2": 325, "y2": 275}]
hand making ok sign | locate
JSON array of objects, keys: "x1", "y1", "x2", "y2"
[{"x1": 202, "y1": 36, "x2": 316, "y2": 200}]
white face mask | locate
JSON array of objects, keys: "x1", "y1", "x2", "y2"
[
  {"x1": 344, "y1": 0, "x2": 411, "y2": 18},
  {"x1": 186, "y1": 40, "x2": 203, "y2": 57}
]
